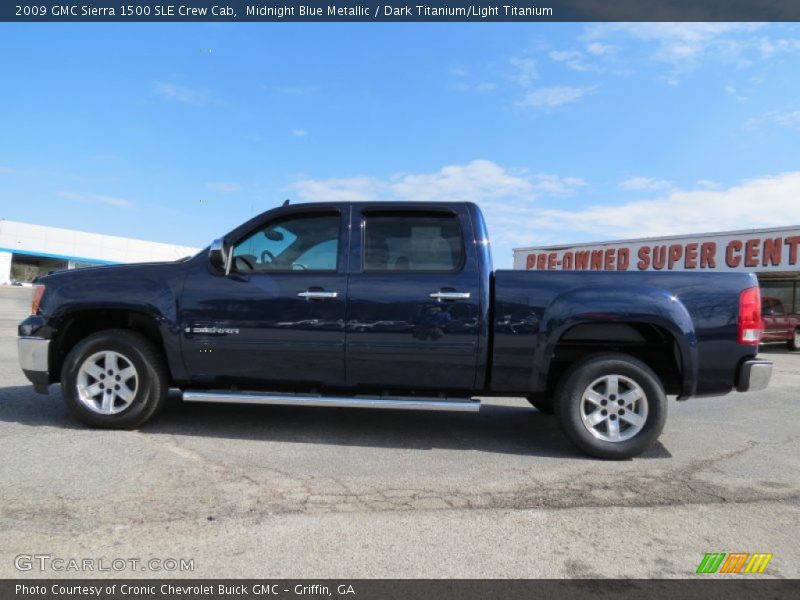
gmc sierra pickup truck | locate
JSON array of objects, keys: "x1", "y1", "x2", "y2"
[
  {"x1": 18, "y1": 202, "x2": 773, "y2": 458},
  {"x1": 761, "y1": 296, "x2": 800, "y2": 351}
]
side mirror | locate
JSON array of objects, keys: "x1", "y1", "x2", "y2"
[{"x1": 208, "y1": 239, "x2": 228, "y2": 270}]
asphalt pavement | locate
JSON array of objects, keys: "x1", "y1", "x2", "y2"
[{"x1": 0, "y1": 285, "x2": 797, "y2": 578}]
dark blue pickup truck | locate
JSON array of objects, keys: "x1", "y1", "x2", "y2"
[{"x1": 18, "y1": 202, "x2": 772, "y2": 458}]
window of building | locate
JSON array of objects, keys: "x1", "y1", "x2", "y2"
[{"x1": 759, "y1": 280, "x2": 797, "y2": 314}]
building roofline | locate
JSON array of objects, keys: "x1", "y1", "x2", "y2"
[{"x1": 0, "y1": 246, "x2": 118, "y2": 265}]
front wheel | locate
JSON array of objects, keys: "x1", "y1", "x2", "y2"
[
  {"x1": 788, "y1": 329, "x2": 800, "y2": 352},
  {"x1": 555, "y1": 353, "x2": 667, "y2": 459},
  {"x1": 61, "y1": 329, "x2": 168, "y2": 429}
]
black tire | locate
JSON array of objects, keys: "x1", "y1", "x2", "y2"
[
  {"x1": 555, "y1": 352, "x2": 667, "y2": 460},
  {"x1": 788, "y1": 329, "x2": 800, "y2": 352},
  {"x1": 526, "y1": 393, "x2": 555, "y2": 414},
  {"x1": 60, "y1": 329, "x2": 168, "y2": 429}
]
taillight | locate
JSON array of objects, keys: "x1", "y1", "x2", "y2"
[
  {"x1": 738, "y1": 286, "x2": 762, "y2": 345},
  {"x1": 30, "y1": 284, "x2": 46, "y2": 315}
]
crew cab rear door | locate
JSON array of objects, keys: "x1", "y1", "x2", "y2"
[
  {"x1": 180, "y1": 206, "x2": 348, "y2": 388},
  {"x1": 344, "y1": 205, "x2": 482, "y2": 392}
]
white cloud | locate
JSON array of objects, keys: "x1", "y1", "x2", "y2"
[
  {"x1": 619, "y1": 176, "x2": 673, "y2": 192},
  {"x1": 450, "y1": 65, "x2": 498, "y2": 94},
  {"x1": 292, "y1": 160, "x2": 585, "y2": 205},
  {"x1": 453, "y1": 80, "x2": 497, "y2": 94},
  {"x1": 153, "y1": 81, "x2": 211, "y2": 105},
  {"x1": 758, "y1": 37, "x2": 800, "y2": 57},
  {"x1": 517, "y1": 85, "x2": 594, "y2": 110},
  {"x1": 0, "y1": 166, "x2": 13, "y2": 174},
  {"x1": 724, "y1": 84, "x2": 747, "y2": 102},
  {"x1": 586, "y1": 42, "x2": 615, "y2": 56},
  {"x1": 509, "y1": 57, "x2": 538, "y2": 87},
  {"x1": 537, "y1": 172, "x2": 800, "y2": 239},
  {"x1": 57, "y1": 191, "x2": 134, "y2": 209},
  {"x1": 696, "y1": 179, "x2": 720, "y2": 189},
  {"x1": 293, "y1": 176, "x2": 379, "y2": 203},
  {"x1": 205, "y1": 182, "x2": 242, "y2": 193},
  {"x1": 584, "y1": 23, "x2": 770, "y2": 82},
  {"x1": 548, "y1": 49, "x2": 589, "y2": 71},
  {"x1": 291, "y1": 129, "x2": 309, "y2": 137},
  {"x1": 745, "y1": 108, "x2": 800, "y2": 132},
  {"x1": 773, "y1": 110, "x2": 800, "y2": 129},
  {"x1": 291, "y1": 160, "x2": 587, "y2": 265}
]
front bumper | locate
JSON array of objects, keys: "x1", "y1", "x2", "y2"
[
  {"x1": 18, "y1": 337, "x2": 51, "y2": 393},
  {"x1": 736, "y1": 359, "x2": 773, "y2": 393}
]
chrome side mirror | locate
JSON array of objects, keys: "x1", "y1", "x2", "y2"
[{"x1": 208, "y1": 239, "x2": 228, "y2": 270}]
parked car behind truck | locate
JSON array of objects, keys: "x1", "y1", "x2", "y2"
[
  {"x1": 761, "y1": 296, "x2": 800, "y2": 350},
  {"x1": 18, "y1": 202, "x2": 773, "y2": 459}
]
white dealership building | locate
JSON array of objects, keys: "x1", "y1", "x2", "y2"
[
  {"x1": 514, "y1": 225, "x2": 800, "y2": 313},
  {"x1": 0, "y1": 219, "x2": 199, "y2": 285}
]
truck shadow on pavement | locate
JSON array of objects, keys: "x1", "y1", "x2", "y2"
[{"x1": 0, "y1": 384, "x2": 672, "y2": 460}]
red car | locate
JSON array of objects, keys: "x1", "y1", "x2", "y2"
[{"x1": 761, "y1": 296, "x2": 800, "y2": 350}]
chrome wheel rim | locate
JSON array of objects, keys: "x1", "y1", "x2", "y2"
[
  {"x1": 580, "y1": 374, "x2": 648, "y2": 442},
  {"x1": 76, "y1": 351, "x2": 139, "y2": 415},
  {"x1": 795, "y1": 330, "x2": 800, "y2": 347}
]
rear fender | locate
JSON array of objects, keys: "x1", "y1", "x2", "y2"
[{"x1": 533, "y1": 284, "x2": 698, "y2": 398}]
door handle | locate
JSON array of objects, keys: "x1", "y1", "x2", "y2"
[
  {"x1": 429, "y1": 291, "x2": 471, "y2": 301},
  {"x1": 298, "y1": 290, "x2": 339, "y2": 299}
]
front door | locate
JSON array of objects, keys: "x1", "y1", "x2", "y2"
[
  {"x1": 180, "y1": 208, "x2": 348, "y2": 389},
  {"x1": 345, "y1": 206, "x2": 481, "y2": 393}
]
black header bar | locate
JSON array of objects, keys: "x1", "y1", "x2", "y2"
[
  {"x1": 4, "y1": 579, "x2": 800, "y2": 600},
  {"x1": 4, "y1": 0, "x2": 800, "y2": 22}
]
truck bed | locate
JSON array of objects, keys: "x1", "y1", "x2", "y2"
[{"x1": 490, "y1": 269, "x2": 759, "y2": 399}]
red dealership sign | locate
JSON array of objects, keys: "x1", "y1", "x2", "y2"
[{"x1": 514, "y1": 228, "x2": 800, "y2": 273}]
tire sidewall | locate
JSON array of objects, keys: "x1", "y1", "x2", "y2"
[
  {"x1": 61, "y1": 331, "x2": 163, "y2": 428},
  {"x1": 556, "y1": 354, "x2": 667, "y2": 459},
  {"x1": 790, "y1": 330, "x2": 800, "y2": 351}
]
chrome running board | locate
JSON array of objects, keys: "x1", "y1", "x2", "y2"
[{"x1": 182, "y1": 391, "x2": 481, "y2": 412}]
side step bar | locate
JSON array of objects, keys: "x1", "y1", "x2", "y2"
[{"x1": 182, "y1": 391, "x2": 481, "y2": 412}]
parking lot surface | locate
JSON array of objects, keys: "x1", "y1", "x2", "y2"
[{"x1": 1, "y1": 285, "x2": 798, "y2": 578}]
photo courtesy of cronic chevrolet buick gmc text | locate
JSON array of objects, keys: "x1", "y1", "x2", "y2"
[{"x1": 17, "y1": 202, "x2": 773, "y2": 458}]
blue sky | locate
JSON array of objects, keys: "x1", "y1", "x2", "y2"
[{"x1": 1, "y1": 23, "x2": 799, "y2": 267}]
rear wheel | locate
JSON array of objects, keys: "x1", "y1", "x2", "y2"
[
  {"x1": 61, "y1": 329, "x2": 168, "y2": 429},
  {"x1": 788, "y1": 329, "x2": 800, "y2": 351},
  {"x1": 555, "y1": 353, "x2": 667, "y2": 459}
]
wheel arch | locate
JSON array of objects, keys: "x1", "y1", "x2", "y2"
[
  {"x1": 49, "y1": 307, "x2": 179, "y2": 384},
  {"x1": 531, "y1": 284, "x2": 699, "y2": 399}
]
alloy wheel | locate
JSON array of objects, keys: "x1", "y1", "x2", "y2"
[
  {"x1": 580, "y1": 374, "x2": 648, "y2": 442},
  {"x1": 76, "y1": 350, "x2": 139, "y2": 415}
]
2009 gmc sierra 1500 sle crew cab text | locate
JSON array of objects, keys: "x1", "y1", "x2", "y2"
[{"x1": 17, "y1": 202, "x2": 773, "y2": 458}]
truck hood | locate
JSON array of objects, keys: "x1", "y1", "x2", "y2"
[{"x1": 36, "y1": 256, "x2": 194, "y2": 285}]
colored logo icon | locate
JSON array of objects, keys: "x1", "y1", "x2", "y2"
[{"x1": 696, "y1": 552, "x2": 773, "y2": 574}]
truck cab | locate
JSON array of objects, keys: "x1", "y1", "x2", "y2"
[{"x1": 180, "y1": 202, "x2": 490, "y2": 393}]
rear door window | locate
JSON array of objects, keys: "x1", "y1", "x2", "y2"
[{"x1": 363, "y1": 213, "x2": 464, "y2": 272}]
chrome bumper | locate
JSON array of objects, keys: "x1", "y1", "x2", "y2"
[
  {"x1": 18, "y1": 336, "x2": 50, "y2": 375},
  {"x1": 737, "y1": 359, "x2": 773, "y2": 393}
]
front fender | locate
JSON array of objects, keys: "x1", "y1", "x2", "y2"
[
  {"x1": 38, "y1": 268, "x2": 186, "y2": 382},
  {"x1": 532, "y1": 284, "x2": 698, "y2": 398}
]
